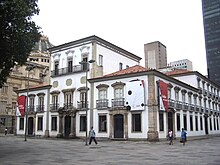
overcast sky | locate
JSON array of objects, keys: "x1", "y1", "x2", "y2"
[{"x1": 33, "y1": 0, "x2": 207, "y2": 75}]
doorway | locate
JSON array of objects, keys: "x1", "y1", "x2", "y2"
[
  {"x1": 114, "y1": 114, "x2": 124, "y2": 138},
  {"x1": 168, "y1": 112, "x2": 173, "y2": 131},
  {"x1": 64, "y1": 115, "x2": 71, "y2": 137},
  {"x1": 204, "y1": 116, "x2": 208, "y2": 135},
  {"x1": 28, "y1": 117, "x2": 34, "y2": 135}
]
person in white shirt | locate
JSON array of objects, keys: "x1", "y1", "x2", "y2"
[{"x1": 168, "y1": 129, "x2": 173, "y2": 145}]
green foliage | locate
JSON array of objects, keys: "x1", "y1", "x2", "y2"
[{"x1": 0, "y1": 0, "x2": 41, "y2": 88}]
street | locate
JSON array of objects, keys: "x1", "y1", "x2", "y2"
[{"x1": 0, "y1": 135, "x2": 220, "y2": 165}]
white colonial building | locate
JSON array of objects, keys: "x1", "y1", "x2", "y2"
[
  {"x1": 88, "y1": 65, "x2": 220, "y2": 140},
  {"x1": 15, "y1": 36, "x2": 220, "y2": 141},
  {"x1": 47, "y1": 35, "x2": 141, "y2": 138}
]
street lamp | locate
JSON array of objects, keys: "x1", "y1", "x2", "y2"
[
  {"x1": 24, "y1": 63, "x2": 35, "y2": 141},
  {"x1": 79, "y1": 59, "x2": 95, "y2": 145}
]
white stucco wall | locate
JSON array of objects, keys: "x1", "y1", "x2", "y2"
[
  {"x1": 172, "y1": 75, "x2": 198, "y2": 89},
  {"x1": 92, "y1": 75, "x2": 149, "y2": 139},
  {"x1": 96, "y1": 44, "x2": 139, "y2": 75},
  {"x1": 16, "y1": 88, "x2": 49, "y2": 136}
]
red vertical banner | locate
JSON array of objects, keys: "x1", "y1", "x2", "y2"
[
  {"x1": 17, "y1": 95, "x2": 26, "y2": 117},
  {"x1": 159, "y1": 81, "x2": 168, "y2": 112}
]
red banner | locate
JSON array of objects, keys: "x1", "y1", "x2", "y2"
[
  {"x1": 159, "y1": 81, "x2": 168, "y2": 111},
  {"x1": 17, "y1": 95, "x2": 26, "y2": 117}
]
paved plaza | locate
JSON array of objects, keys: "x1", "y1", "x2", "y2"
[{"x1": 0, "y1": 135, "x2": 220, "y2": 165}]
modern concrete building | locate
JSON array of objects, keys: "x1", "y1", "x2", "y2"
[
  {"x1": 144, "y1": 41, "x2": 167, "y2": 70},
  {"x1": 159, "y1": 59, "x2": 193, "y2": 73},
  {"x1": 168, "y1": 59, "x2": 193, "y2": 71},
  {"x1": 202, "y1": 0, "x2": 220, "y2": 85}
]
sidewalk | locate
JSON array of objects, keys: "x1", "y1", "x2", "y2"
[{"x1": 0, "y1": 135, "x2": 220, "y2": 165}]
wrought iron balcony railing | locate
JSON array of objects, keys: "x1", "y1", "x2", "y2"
[
  {"x1": 195, "y1": 105, "x2": 200, "y2": 112},
  {"x1": 189, "y1": 104, "x2": 195, "y2": 111},
  {"x1": 176, "y1": 101, "x2": 182, "y2": 109},
  {"x1": 77, "y1": 101, "x2": 88, "y2": 110},
  {"x1": 28, "y1": 105, "x2": 35, "y2": 112},
  {"x1": 96, "y1": 99, "x2": 109, "y2": 109},
  {"x1": 36, "y1": 105, "x2": 44, "y2": 112},
  {"x1": 111, "y1": 98, "x2": 125, "y2": 108},
  {"x1": 51, "y1": 65, "x2": 86, "y2": 77},
  {"x1": 64, "y1": 103, "x2": 73, "y2": 110},
  {"x1": 183, "y1": 103, "x2": 189, "y2": 110},
  {"x1": 50, "y1": 104, "x2": 59, "y2": 112},
  {"x1": 201, "y1": 107, "x2": 204, "y2": 113},
  {"x1": 168, "y1": 99, "x2": 175, "y2": 108}
]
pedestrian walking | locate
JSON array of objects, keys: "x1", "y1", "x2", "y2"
[
  {"x1": 89, "y1": 126, "x2": 97, "y2": 145},
  {"x1": 180, "y1": 128, "x2": 187, "y2": 146},
  {"x1": 5, "y1": 127, "x2": 7, "y2": 135},
  {"x1": 168, "y1": 129, "x2": 173, "y2": 145}
]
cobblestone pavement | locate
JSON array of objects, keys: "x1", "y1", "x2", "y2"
[{"x1": 0, "y1": 135, "x2": 220, "y2": 165}]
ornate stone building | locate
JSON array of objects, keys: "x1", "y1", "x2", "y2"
[{"x1": 0, "y1": 35, "x2": 53, "y2": 134}]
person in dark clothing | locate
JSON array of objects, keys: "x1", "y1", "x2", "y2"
[{"x1": 89, "y1": 126, "x2": 97, "y2": 145}]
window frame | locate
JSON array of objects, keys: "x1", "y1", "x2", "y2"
[
  {"x1": 98, "y1": 114, "x2": 107, "y2": 132},
  {"x1": 80, "y1": 115, "x2": 86, "y2": 131},
  {"x1": 159, "y1": 112, "x2": 164, "y2": 131},
  {"x1": 37, "y1": 116, "x2": 43, "y2": 131},
  {"x1": 19, "y1": 118, "x2": 24, "y2": 130},
  {"x1": 132, "y1": 113, "x2": 142, "y2": 132},
  {"x1": 51, "y1": 116, "x2": 57, "y2": 131}
]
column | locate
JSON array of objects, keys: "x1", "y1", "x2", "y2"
[
  {"x1": 33, "y1": 116, "x2": 36, "y2": 136},
  {"x1": 147, "y1": 75, "x2": 159, "y2": 141},
  {"x1": 57, "y1": 113, "x2": 63, "y2": 137},
  {"x1": 69, "y1": 112, "x2": 76, "y2": 138},
  {"x1": 124, "y1": 113, "x2": 128, "y2": 139},
  {"x1": 109, "y1": 113, "x2": 113, "y2": 139}
]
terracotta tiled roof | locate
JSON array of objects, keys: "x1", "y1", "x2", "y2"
[
  {"x1": 103, "y1": 65, "x2": 148, "y2": 78},
  {"x1": 164, "y1": 69, "x2": 191, "y2": 76}
]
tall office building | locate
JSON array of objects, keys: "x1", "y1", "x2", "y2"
[
  {"x1": 202, "y1": 0, "x2": 220, "y2": 85},
  {"x1": 144, "y1": 41, "x2": 167, "y2": 70}
]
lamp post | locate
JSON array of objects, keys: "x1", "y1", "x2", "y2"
[
  {"x1": 79, "y1": 59, "x2": 95, "y2": 145},
  {"x1": 24, "y1": 64, "x2": 35, "y2": 141}
]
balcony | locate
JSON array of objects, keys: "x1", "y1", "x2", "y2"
[
  {"x1": 201, "y1": 107, "x2": 204, "y2": 113},
  {"x1": 195, "y1": 105, "x2": 200, "y2": 112},
  {"x1": 28, "y1": 105, "x2": 35, "y2": 112},
  {"x1": 77, "y1": 101, "x2": 88, "y2": 110},
  {"x1": 176, "y1": 101, "x2": 182, "y2": 109},
  {"x1": 51, "y1": 65, "x2": 85, "y2": 77},
  {"x1": 189, "y1": 104, "x2": 195, "y2": 111},
  {"x1": 208, "y1": 92, "x2": 212, "y2": 98},
  {"x1": 198, "y1": 87, "x2": 202, "y2": 94},
  {"x1": 168, "y1": 99, "x2": 175, "y2": 109},
  {"x1": 183, "y1": 103, "x2": 189, "y2": 110},
  {"x1": 96, "y1": 99, "x2": 109, "y2": 109},
  {"x1": 205, "y1": 108, "x2": 209, "y2": 113},
  {"x1": 203, "y1": 90, "x2": 207, "y2": 96},
  {"x1": 64, "y1": 103, "x2": 74, "y2": 111},
  {"x1": 50, "y1": 104, "x2": 59, "y2": 112},
  {"x1": 111, "y1": 98, "x2": 125, "y2": 108},
  {"x1": 36, "y1": 105, "x2": 44, "y2": 113}
]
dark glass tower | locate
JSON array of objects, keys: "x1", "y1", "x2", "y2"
[{"x1": 202, "y1": 0, "x2": 220, "y2": 85}]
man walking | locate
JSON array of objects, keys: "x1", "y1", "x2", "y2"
[
  {"x1": 89, "y1": 126, "x2": 97, "y2": 145},
  {"x1": 181, "y1": 128, "x2": 187, "y2": 146}
]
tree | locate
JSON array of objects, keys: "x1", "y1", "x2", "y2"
[{"x1": 0, "y1": 0, "x2": 41, "y2": 88}]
